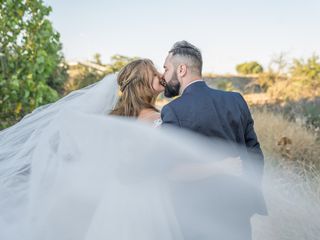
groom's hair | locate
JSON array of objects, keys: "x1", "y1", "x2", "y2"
[{"x1": 169, "y1": 40, "x2": 202, "y2": 76}]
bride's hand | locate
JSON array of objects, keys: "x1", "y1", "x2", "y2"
[{"x1": 214, "y1": 156, "x2": 242, "y2": 177}]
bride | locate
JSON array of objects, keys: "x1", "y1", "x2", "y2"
[
  {"x1": 0, "y1": 59, "x2": 244, "y2": 240},
  {"x1": 110, "y1": 58, "x2": 165, "y2": 126}
]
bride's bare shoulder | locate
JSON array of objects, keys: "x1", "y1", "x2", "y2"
[
  {"x1": 138, "y1": 109, "x2": 161, "y2": 123},
  {"x1": 149, "y1": 112, "x2": 161, "y2": 121}
]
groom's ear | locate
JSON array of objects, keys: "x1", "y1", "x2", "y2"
[{"x1": 178, "y1": 64, "x2": 187, "y2": 77}]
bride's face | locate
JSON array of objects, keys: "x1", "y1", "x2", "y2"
[{"x1": 151, "y1": 72, "x2": 165, "y2": 94}]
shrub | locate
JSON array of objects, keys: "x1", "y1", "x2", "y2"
[{"x1": 236, "y1": 61, "x2": 264, "y2": 75}]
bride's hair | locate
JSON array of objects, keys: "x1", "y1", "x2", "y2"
[{"x1": 110, "y1": 59, "x2": 159, "y2": 117}]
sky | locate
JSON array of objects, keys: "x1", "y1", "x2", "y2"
[{"x1": 44, "y1": 0, "x2": 320, "y2": 74}]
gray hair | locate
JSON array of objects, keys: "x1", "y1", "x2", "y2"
[{"x1": 169, "y1": 40, "x2": 202, "y2": 75}]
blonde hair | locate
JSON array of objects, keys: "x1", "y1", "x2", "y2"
[{"x1": 110, "y1": 59, "x2": 159, "y2": 117}]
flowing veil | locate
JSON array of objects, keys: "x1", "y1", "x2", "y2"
[
  {"x1": 0, "y1": 74, "x2": 119, "y2": 239},
  {"x1": 0, "y1": 73, "x2": 118, "y2": 180},
  {"x1": 0, "y1": 72, "x2": 254, "y2": 240},
  {"x1": 1, "y1": 73, "x2": 318, "y2": 240}
]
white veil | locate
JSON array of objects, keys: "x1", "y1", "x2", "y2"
[
  {"x1": 1, "y1": 72, "x2": 319, "y2": 240},
  {"x1": 0, "y1": 72, "x2": 255, "y2": 240},
  {"x1": 0, "y1": 74, "x2": 118, "y2": 181},
  {"x1": 0, "y1": 74, "x2": 119, "y2": 238}
]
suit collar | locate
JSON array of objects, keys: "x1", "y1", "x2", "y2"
[{"x1": 181, "y1": 80, "x2": 206, "y2": 95}]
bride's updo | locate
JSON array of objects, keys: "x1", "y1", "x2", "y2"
[{"x1": 110, "y1": 59, "x2": 160, "y2": 117}]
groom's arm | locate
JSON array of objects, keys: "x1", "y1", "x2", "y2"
[
  {"x1": 161, "y1": 104, "x2": 180, "y2": 127},
  {"x1": 237, "y1": 94, "x2": 264, "y2": 182}
]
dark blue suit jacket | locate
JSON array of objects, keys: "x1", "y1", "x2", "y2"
[{"x1": 161, "y1": 81, "x2": 266, "y2": 215}]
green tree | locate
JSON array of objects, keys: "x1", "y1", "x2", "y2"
[
  {"x1": 47, "y1": 59, "x2": 68, "y2": 94},
  {"x1": 266, "y1": 54, "x2": 320, "y2": 100},
  {"x1": 291, "y1": 54, "x2": 320, "y2": 89},
  {"x1": 236, "y1": 61, "x2": 264, "y2": 75},
  {"x1": 0, "y1": 0, "x2": 66, "y2": 129}
]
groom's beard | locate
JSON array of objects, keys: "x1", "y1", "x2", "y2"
[{"x1": 164, "y1": 73, "x2": 181, "y2": 98}]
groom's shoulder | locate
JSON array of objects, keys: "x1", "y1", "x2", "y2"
[
  {"x1": 208, "y1": 87, "x2": 243, "y2": 100},
  {"x1": 164, "y1": 95, "x2": 185, "y2": 109},
  {"x1": 161, "y1": 94, "x2": 190, "y2": 115},
  {"x1": 208, "y1": 88, "x2": 248, "y2": 109}
]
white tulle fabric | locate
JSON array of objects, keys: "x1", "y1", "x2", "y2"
[
  {"x1": 1, "y1": 72, "x2": 249, "y2": 240},
  {"x1": 27, "y1": 112, "x2": 188, "y2": 240},
  {"x1": 0, "y1": 73, "x2": 119, "y2": 184},
  {"x1": 1, "y1": 73, "x2": 317, "y2": 240},
  {"x1": 0, "y1": 74, "x2": 119, "y2": 239}
]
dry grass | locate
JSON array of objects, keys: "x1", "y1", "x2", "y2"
[
  {"x1": 253, "y1": 110, "x2": 319, "y2": 171},
  {"x1": 252, "y1": 110, "x2": 320, "y2": 239},
  {"x1": 253, "y1": 108, "x2": 320, "y2": 212}
]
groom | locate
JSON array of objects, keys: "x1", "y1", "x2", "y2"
[{"x1": 161, "y1": 41, "x2": 267, "y2": 240}]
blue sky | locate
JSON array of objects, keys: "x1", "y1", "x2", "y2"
[{"x1": 44, "y1": 0, "x2": 320, "y2": 73}]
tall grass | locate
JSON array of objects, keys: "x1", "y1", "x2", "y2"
[
  {"x1": 253, "y1": 110, "x2": 319, "y2": 172},
  {"x1": 252, "y1": 110, "x2": 320, "y2": 239}
]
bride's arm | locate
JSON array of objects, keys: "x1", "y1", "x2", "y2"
[{"x1": 168, "y1": 157, "x2": 242, "y2": 182}]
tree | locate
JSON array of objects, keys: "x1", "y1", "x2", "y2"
[
  {"x1": 47, "y1": 59, "x2": 69, "y2": 94},
  {"x1": 0, "y1": 0, "x2": 66, "y2": 129},
  {"x1": 290, "y1": 54, "x2": 320, "y2": 89},
  {"x1": 266, "y1": 54, "x2": 320, "y2": 100},
  {"x1": 236, "y1": 61, "x2": 264, "y2": 75}
]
